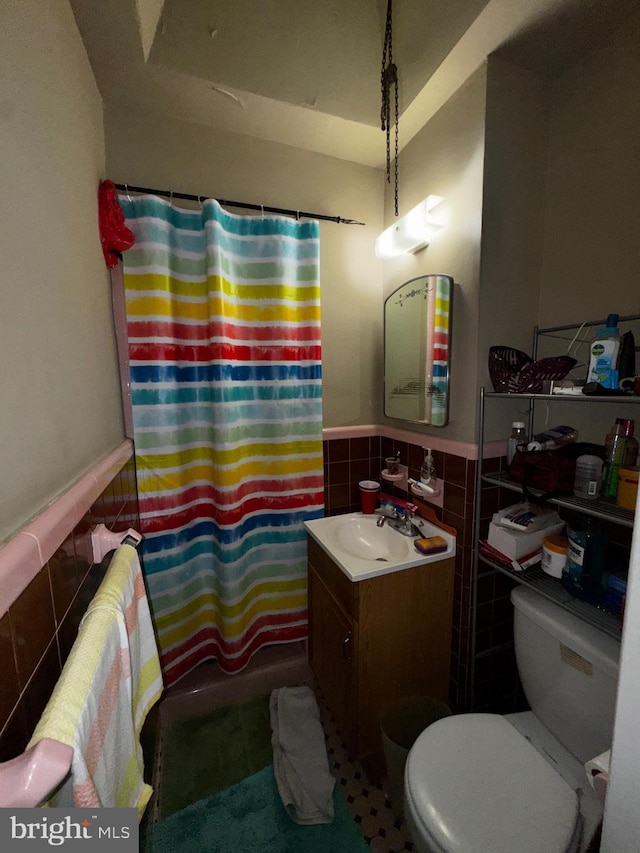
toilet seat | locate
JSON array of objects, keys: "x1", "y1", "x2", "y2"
[{"x1": 405, "y1": 713, "x2": 581, "y2": 853}]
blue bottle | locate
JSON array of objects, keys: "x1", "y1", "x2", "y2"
[{"x1": 562, "y1": 516, "x2": 608, "y2": 604}]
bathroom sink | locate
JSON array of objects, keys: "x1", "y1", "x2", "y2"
[
  {"x1": 304, "y1": 512, "x2": 456, "y2": 581},
  {"x1": 329, "y1": 515, "x2": 413, "y2": 561}
]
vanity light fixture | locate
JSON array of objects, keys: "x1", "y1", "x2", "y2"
[{"x1": 375, "y1": 195, "x2": 445, "y2": 259}]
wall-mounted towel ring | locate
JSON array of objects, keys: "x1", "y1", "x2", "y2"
[{"x1": 91, "y1": 524, "x2": 143, "y2": 563}]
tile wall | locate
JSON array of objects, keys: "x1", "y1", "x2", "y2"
[
  {"x1": 0, "y1": 435, "x2": 530, "y2": 765},
  {"x1": 0, "y1": 457, "x2": 141, "y2": 761},
  {"x1": 323, "y1": 434, "x2": 524, "y2": 713}
]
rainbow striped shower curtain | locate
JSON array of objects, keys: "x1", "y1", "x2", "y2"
[
  {"x1": 425, "y1": 274, "x2": 451, "y2": 426},
  {"x1": 119, "y1": 194, "x2": 323, "y2": 687}
]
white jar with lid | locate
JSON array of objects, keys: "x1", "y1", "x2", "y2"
[
  {"x1": 573, "y1": 454, "x2": 604, "y2": 500},
  {"x1": 541, "y1": 535, "x2": 569, "y2": 579}
]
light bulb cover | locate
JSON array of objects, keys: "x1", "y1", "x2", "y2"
[{"x1": 375, "y1": 195, "x2": 445, "y2": 259}]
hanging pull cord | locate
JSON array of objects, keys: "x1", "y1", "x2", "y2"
[{"x1": 380, "y1": 0, "x2": 399, "y2": 216}]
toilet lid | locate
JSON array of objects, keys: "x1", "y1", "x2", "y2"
[{"x1": 405, "y1": 714, "x2": 580, "y2": 853}]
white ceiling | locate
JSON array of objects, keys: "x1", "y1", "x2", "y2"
[{"x1": 70, "y1": 0, "x2": 639, "y2": 168}]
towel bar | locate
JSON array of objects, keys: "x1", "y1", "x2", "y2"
[{"x1": 0, "y1": 536, "x2": 152, "y2": 809}]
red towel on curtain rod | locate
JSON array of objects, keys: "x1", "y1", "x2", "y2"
[{"x1": 98, "y1": 179, "x2": 135, "y2": 268}]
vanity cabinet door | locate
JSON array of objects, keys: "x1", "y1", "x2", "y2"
[
  {"x1": 307, "y1": 533, "x2": 455, "y2": 778},
  {"x1": 308, "y1": 565, "x2": 357, "y2": 749}
]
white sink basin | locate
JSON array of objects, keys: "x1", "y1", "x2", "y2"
[
  {"x1": 329, "y1": 514, "x2": 413, "y2": 561},
  {"x1": 304, "y1": 511, "x2": 456, "y2": 581}
]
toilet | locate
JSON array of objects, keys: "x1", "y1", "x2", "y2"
[{"x1": 404, "y1": 585, "x2": 620, "y2": 853}]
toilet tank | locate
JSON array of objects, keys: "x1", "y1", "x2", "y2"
[{"x1": 511, "y1": 585, "x2": 620, "y2": 763}]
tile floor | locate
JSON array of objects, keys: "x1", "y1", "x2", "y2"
[{"x1": 314, "y1": 687, "x2": 415, "y2": 853}]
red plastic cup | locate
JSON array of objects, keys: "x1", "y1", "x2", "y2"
[{"x1": 359, "y1": 480, "x2": 380, "y2": 514}]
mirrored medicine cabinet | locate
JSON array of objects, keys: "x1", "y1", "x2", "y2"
[{"x1": 384, "y1": 274, "x2": 453, "y2": 426}]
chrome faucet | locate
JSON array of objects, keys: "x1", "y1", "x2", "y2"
[
  {"x1": 376, "y1": 504, "x2": 419, "y2": 536},
  {"x1": 389, "y1": 509, "x2": 418, "y2": 537}
]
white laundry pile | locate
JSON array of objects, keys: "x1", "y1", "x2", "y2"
[{"x1": 269, "y1": 685, "x2": 335, "y2": 825}]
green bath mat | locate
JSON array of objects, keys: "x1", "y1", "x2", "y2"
[
  {"x1": 150, "y1": 764, "x2": 368, "y2": 853},
  {"x1": 159, "y1": 694, "x2": 273, "y2": 818}
]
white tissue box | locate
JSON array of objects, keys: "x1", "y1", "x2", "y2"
[{"x1": 488, "y1": 517, "x2": 564, "y2": 560}]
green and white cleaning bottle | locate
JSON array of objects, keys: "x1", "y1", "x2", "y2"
[{"x1": 587, "y1": 314, "x2": 621, "y2": 389}]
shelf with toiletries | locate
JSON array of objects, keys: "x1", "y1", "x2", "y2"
[
  {"x1": 485, "y1": 391, "x2": 640, "y2": 404},
  {"x1": 477, "y1": 552, "x2": 623, "y2": 640},
  {"x1": 481, "y1": 470, "x2": 635, "y2": 529},
  {"x1": 480, "y1": 388, "x2": 638, "y2": 529},
  {"x1": 477, "y1": 386, "x2": 633, "y2": 637},
  {"x1": 476, "y1": 316, "x2": 640, "y2": 643}
]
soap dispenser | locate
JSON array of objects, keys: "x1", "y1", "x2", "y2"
[{"x1": 420, "y1": 449, "x2": 437, "y2": 485}]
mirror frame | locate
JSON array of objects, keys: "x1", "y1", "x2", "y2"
[{"x1": 383, "y1": 274, "x2": 453, "y2": 426}]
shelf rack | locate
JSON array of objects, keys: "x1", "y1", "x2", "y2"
[
  {"x1": 475, "y1": 385, "x2": 632, "y2": 642},
  {"x1": 472, "y1": 315, "x2": 640, "y2": 669},
  {"x1": 481, "y1": 469, "x2": 635, "y2": 529},
  {"x1": 478, "y1": 553, "x2": 622, "y2": 640}
]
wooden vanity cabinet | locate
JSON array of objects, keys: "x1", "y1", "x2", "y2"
[{"x1": 307, "y1": 535, "x2": 455, "y2": 779}]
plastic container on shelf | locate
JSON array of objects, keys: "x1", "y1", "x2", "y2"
[
  {"x1": 541, "y1": 535, "x2": 569, "y2": 579},
  {"x1": 507, "y1": 421, "x2": 527, "y2": 465},
  {"x1": 573, "y1": 455, "x2": 604, "y2": 500},
  {"x1": 616, "y1": 467, "x2": 639, "y2": 510},
  {"x1": 527, "y1": 425, "x2": 578, "y2": 452}
]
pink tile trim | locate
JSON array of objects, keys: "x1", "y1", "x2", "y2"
[
  {"x1": 323, "y1": 424, "x2": 379, "y2": 441},
  {"x1": 322, "y1": 425, "x2": 505, "y2": 460},
  {"x1": 90, "y1": 442, "x2": 133, "y2": 486},
  {"x1": 0, "y1": 440, "x2": 133, "y2": 617},
  {"x1": 23, "y1": 494, "x2": 78, "y2": 567}
]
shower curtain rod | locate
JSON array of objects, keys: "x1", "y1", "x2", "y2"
[{"x1": 115, "y1": 183, "x2": 366, "y2": 226}]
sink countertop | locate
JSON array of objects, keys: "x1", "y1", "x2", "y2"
[{"x1": 304, "y1": 511, "x2": 456, "y2": 582}]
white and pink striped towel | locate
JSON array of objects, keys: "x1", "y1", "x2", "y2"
[{"x1": 28, "y1": 544, "x2": 163, "y2": 818}]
